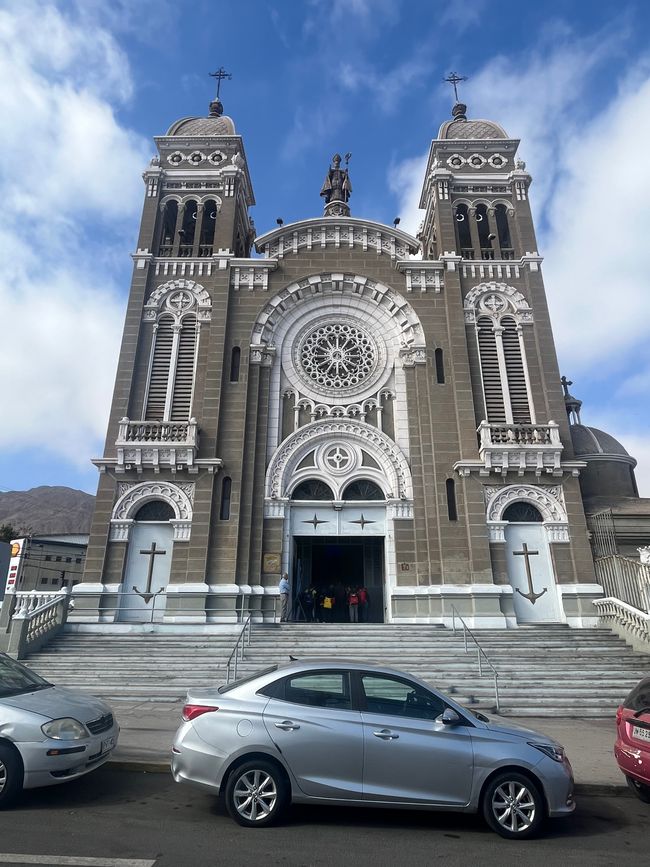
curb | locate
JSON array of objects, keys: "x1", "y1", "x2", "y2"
[{"x1": 107, "y1": 758, "x2": 632, "y2": 796}]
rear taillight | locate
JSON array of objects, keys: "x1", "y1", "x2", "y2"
[
  {"x1": 616, "y1": 705, "x2": 624, "y2": 725},
  {"x1": 182, "y1": 704, "x2": 219, "y2": 721}
]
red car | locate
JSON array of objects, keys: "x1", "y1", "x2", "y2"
[{"x1": 615, "y1": 677, "x2": 650, "y2": 802}]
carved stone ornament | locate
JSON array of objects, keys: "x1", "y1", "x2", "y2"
[
  {"x1": 251, "y1": 273, "x2": 425, "y2": 362},
  {"x1": 484, "y1": 484, "x2": 567, "y2": 523},
  {"x1": 265, "y1": 420, "x2": 413, "y2": 501},
  {"x1": 111, "y1": 481, "x2": 195, "y2": 522},
  {"x1": 464, "y1": 281, "x2": 533, "y2": 324},
  {"x1": 144, "y1": 278, "x2": 212, "y2": 321}
]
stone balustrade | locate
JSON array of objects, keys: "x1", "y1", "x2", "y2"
[
  {"x1": 115, "y1": 418, "x2": 199, "y2": 472},
  {"x1": 594, "y1": 597, "x2": 650, "y2": 652},
  {"x1": 477, "y1": 420, "x2": 563, "y2": 476},
  {"x1": 0, "y1": 590, "x2": 71, "y2": 659}
]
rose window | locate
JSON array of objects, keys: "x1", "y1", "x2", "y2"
[{"x1": 299, "y1": 323, "x2": 377, "y2": 390}]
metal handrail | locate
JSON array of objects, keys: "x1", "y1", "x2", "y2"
[
  {"x1": 225, "y1": 614, "x2": 253, "y2": 683},
  {"x1": 451, "y1": 605, "x2": 500, "y2": 712}
]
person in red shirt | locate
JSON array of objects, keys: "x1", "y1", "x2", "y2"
[
  {"x1": 357, "y1": 586, "x2": 369, "y2": 622},
  {"x1": 347, "y1": 587, "x2": 360, "y2": 623}
]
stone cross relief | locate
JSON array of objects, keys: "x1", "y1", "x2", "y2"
[
  {"x1": 134, "y1": 541, "x2": 167, "y2": 603},
  {"x1": 513, "y1": 542, "x2": 548, "y2": 604}
]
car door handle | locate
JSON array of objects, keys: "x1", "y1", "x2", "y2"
[
  {"x1": 275, "y1": 721, "x2": 300, "y2": 731},
  {"x1": 373, "y1": 729, "x2": 399, "y2": 740}
]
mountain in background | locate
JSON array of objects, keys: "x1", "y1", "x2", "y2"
[{"x1": 0, "y1": 486, "x2": 95, "y2": 535}]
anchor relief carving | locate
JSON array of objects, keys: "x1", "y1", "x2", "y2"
[{"x1": 513, "y1": 542, "x2": 547, "y2": 604}]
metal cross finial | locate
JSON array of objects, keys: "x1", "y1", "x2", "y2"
[
  {"x1": 444, "y1": 71, "x2": 468, "y2": 102},
  {"x1": 560, "y1": 375, "x2": 573, "y2": 397},
  {"x1": 209, "y1": 67, "x2": 232, "y2": 99}
]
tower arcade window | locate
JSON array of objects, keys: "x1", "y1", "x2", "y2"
[
  {"x1": 454, "y1": 204, "x2": 472, "y2": 255},
  {"x1": 199, "y1": 199, "x2": 218, "y2": 256},
  {"x1": 179, "y1": 200, "x2": 198, "y2": 256},
  {"x1": 475, "y1": 203, "x2": 492, "y2": 256},
  {"x1": 159, "y1": 200, "x2": 178, "y2": 256},
  {"x1": 495, "y1": 204, "x2": 513, "y2": 255}
]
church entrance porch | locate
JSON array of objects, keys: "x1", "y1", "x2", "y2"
[
  {"x1": 504, "y1": 523, "x2": 562, "y2": 624},
  {"x1": 293, "y1": 537, "x2": 385, "y2": 623}
]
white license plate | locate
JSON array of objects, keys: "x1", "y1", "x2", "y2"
[
  {"x1": 632, "y1": 725, "x2": 650, "y2": 743},
  {"x1": 101, "y1": 736, "x2": 116, "y2": 753}
]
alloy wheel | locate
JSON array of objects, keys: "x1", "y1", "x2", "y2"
[
  {"x1": 232, "y1": 769, "x2": 278, "y2": 822},
  {"x1": 0, "y1": 760, "x2": 6, "y2": 795},
  {"x1": 491, "y1": 780, "x2": 537, "y2": 833}
]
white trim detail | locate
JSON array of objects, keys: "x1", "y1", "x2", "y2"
[
  {"x1": 464, "y1": 281, "x2": 533, "y2": 324},
  {"x1": 144, "y1": 278, "x2": 212, "y2": 321},
  {"x1": 110, "y1": 481, "x2": 195, "y2": 541},
  {"x1": 484, "y1": 483, "x2": 567, "y2": 523},
  {"x1": 265, "y1": 420, "x2": 413, "y2": 501}
]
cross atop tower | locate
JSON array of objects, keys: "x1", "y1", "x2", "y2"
[
  {"x1": 444, "y1": 71, "x2": 467, "y2": 103},
  {"x1": 560, "y1": 375, "x2": 572, "y2": 398},
  {"x1": 209, "y1": 67, "x2": 232, "y2": 99}
]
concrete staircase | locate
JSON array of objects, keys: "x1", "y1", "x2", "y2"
[{"x1": 23, "y1": 624, "x2": 649, "y2": 717}]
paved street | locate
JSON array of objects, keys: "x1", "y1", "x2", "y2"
[{"x1": 0, "y1": 769, "x2": 647, "y2": 867}]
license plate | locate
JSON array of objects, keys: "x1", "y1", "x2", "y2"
[
  {"x1": 101, "y1": 736, "x2": 116, "y2": 753},
  {"x1": 632, "y1": 725, "x2": 650, "y2": 743}
]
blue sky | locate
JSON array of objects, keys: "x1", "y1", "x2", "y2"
[{"x1": 1, "y1": 0, "x2": 650, "y2": 496}]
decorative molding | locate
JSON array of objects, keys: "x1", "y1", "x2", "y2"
[
  {"x1": 153, "y1": 259, "x2": 214, "y2": 278},
  {"x1": 231, "y1": 264, "x2": 274, "y2": 291},
  {"x1": 464, "y1": 281, "x2": 533, "y2": 324},
  {"x1": 255, "y1": 217, "x2": 419, "y2": 260},
  {"x1": 111, "y1": 481, "x2": 195, "y2": 522},
  {"x1": 265, "y1": 420, "x2": 413, "y2": 501},
  {"x1": 144, "y1": 279, "x2": 211, "y2": 321},
  {"x1": 250, "y1": 273, "x2": 425, "y2": 356},
  {"x1": 484, "y1": 483, "x2": 567, "y2": 523},
  {"x1": 395, "y1": 262, "x2": 444, "y2": 293}
]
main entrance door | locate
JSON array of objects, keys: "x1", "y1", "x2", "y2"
[{"x1": 294, "y1": 536, "x2": 385, "y2": 623}]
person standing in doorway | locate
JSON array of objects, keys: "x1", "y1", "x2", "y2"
[
  {"x1": 279, "y1": 572, "x2": 291, "y2": 623},
  {"x1": 357, "y1": 586, "x2": 369, "y2": 622},
  {"x1": 347, "y1": 587, "x2": 359, "y2": 623}
]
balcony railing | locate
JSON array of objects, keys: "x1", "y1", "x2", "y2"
[
  {"x1": 115, "y1": 418, "x2": 199, "y2": 471},
  {"x1": 501, "y1": 248, "x2": 515, "y2": 260},
  {"x1": 477, "y1": 421, "x2": 563, "y2": 475},
  {"x1": 158, "y1": 244, "x2": 173, "y2": 257},
  {"x1": 460, "y1": 248, "x2": 475, "y2": 259}
]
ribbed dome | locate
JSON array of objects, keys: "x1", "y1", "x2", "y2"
[
  {"x1": 166, "y1": 115, "x2": 236, "y2": 137},
  {"x1": 438, "y1": 104, "x2": 507, "y2": 140},
  {"x1": 570, "y1": 425, "x2": 634, "y2": 460}
]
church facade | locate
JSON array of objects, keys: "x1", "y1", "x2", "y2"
[{"x1": 79, "y1": 94, "x2": 601, "y2": 628}]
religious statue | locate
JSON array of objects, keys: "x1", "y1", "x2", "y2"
[{"x1": 320, "y1": 153, "x2": 352, "y2": 215}]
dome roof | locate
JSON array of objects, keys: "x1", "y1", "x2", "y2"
[
  {"x1": 570, "y1": 425, "x2": 634, "y2": 461},
  {"x1": 166, "y1": 114, "x2": 236, "y2": 137},
  {"x1": 438, "y1": 103, "x2": 508, "y2": 140}
]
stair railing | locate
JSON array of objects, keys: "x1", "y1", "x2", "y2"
[
  {"x1": 0, "y1": 589, "x2": 71, "y2": 658},
  {"x1": 225, "y1": 614, "x2": 253, "y2": 683},
  {"x1": 451, "y1": 605, "x2": 500, "y2": 712}
]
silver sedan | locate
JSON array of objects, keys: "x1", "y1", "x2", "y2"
[
  {"x1": 172, "y1": 660, "x2": 574, "y2": 839},
  {"x1": 0, "y1": 652, "x2": 119, "y2": 807}
]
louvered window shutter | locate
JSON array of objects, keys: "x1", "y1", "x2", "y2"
[
  {"x1": 501, "y1": 317, "x2": 531, "y2": 423},
  {"x1": 477, "y1": 317, "x2": 505, "y2": 422},
  {"x1": 170, "y1": 316, "x2": 197, "y2": 420},
  {"x1": 145, "y1": 317, "x2": 174, "y2": 420}
]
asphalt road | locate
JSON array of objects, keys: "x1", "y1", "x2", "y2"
[{"x1": 0, "y1": 768, "x2": 647, "y2": 867}]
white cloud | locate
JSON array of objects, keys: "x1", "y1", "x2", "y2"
[{"x1": 0, "y1": 1, "x2": 149, "y2": 474}]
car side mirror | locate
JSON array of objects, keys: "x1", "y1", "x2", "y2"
[{"x1": 441, "y1": 708, "x2": 461, "y2": 726}]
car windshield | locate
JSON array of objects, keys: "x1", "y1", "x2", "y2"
[{"x1": 0, "y1": 653, "x2": 52, "y2": 698}]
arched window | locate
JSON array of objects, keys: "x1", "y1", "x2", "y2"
[
  {"x1": 454, "y1": 204, "x2": 472, "y2": 255},
  {"x1": 475, "y1": 204, "x2": 491, "y2": 256},
  {"x1": 341, "y1": 480, "x2": 384, "y2": 500},
  {"x1": 220, "y1": 477, "x2": 232, "y2": 520},
  {"x1": 230, "y1": 346, "x2": 241, "y2": 383},
  {"x1": 503, "y1": 502, "x2": 542, "y2": 522},
  {"x1": 477, "y1": 316, "x2": 506, "y2": 423},
  {"x1": 145, "y1": 313, "x2": 198, "y2": 421},
  {"x1": 199, "y1": 199, "x2": 217, "y2": 256},
  {"x1": 134, "y1": 500, "x2": 175, "y2": 521},
  {"x1": 501, "y1": 317, "x2": 531, "y2": 424},
  {"x1": 291, "y1": 479, "x2": 335, "y2": 500},
  {"x1": 159, "y1": 201, "x2": 178, "y2": 256},
  {"x1": 178, "y1": 200, "x2": 198, "y2": 256},
  {"x1": 495, "y1": 204, "x2": 512, "y2": 254},
  {"x1": 446, "y1": 478, "x2": 458, "y2": 521},
  {"x1": 435, "y1": 348, "x2": 445, "y2": 384}
]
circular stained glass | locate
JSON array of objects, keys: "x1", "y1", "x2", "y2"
[{"x1": 299, "y1": 322, "x2": 377, "y2": 390}]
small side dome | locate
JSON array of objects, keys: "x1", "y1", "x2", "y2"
[
  {"x1": 438, "y1": 103, "x2": 508, "y2": 140},
  {"x1": 570, "y1": 425, "x2": 635, "y2": 460}
]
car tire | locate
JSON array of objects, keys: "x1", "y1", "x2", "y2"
[
  {"x1": 0, "y1": 744, "x2": 23, "y2": 809},
  {"x1": 626, "y1": 776, "x2": 650, "y2": 803},
  {"x1": 482, "y1": 771, "x2": 545, "y2": 839},
  {"x1": 225, "y1": 760, "x2": 289, "y2": 828}
]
